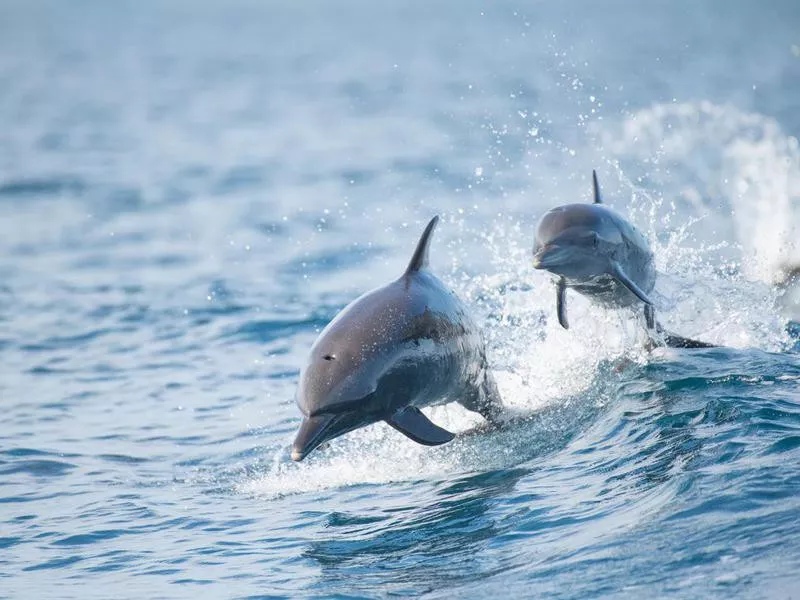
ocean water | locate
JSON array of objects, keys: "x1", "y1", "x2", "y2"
[{"x1": 1, "y1": 1, "x2": 800, "y2": 598}]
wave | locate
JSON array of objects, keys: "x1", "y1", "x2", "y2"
[{"x1": 240, "y1": 102, "x2": 799, "y2": 502}]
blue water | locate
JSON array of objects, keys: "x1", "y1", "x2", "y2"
[{"x1": 2, "y1": 1, "x2": 800, "y2": 598}]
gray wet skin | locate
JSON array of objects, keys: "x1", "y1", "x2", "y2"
[
  {"x1": 532, "y1": 171, "x2": 714, "y2": 348},
  {"x1": 532, "y1": 172, "x2": 655, "y2": 315},
  {"x1": 292, "y1": 216, "x2": 503, "y2": 461}
]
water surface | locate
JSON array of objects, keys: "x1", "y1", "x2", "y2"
[{"x1": 1, "y1": 1, "x2": 800, "y2": 598}]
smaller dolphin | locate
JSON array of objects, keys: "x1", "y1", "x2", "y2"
[
  {"x1": 291, "y1": 216, "x2": 504, "y2": 461},
  {"x1": 532, "y1": 171, "x2": 714, "y2": 348}
]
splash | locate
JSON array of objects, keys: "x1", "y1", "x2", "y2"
[
  {"x1": 598, "y1": 101, "x2": 800, "y2": 285},
  {"x1": 240, "y1": 222, "x2": 640, "y2": 500},
  {"x1": 238, "y1": 378, "x2": 611, "y2": 500},
  {"x1": 588, "y1": 101, "x2": 797, "y2": 347},
  {"x1": 242, "y1": 101, "x2": 796, "y2": 498}
]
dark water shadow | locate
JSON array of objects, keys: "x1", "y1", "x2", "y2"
[
  {"x1": 294, "y1": 366, "x2": 625, "y2": 595},
  {"x1": 301, "y1": 467, "x2": 530, "y2": 595}
]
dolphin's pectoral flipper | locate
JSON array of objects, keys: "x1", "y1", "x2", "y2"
[
  {"x1": 386, "y1": 407, "x2": 455, "y2": 445},
  {"x1": 556, "y1": 277, "x2": 569, "y2": 329},
  {"x1": 610, "y1": 261, "x2": 654, "y2": 305},
  {"x1": 644, "y1": 304, "x2": 656, "y2": 330}
]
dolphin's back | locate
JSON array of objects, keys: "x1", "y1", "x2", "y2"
[
  {"x1": 537, "y1": 203, "x2": 635, "y2": 247},
  {"x1": 298, "y1": 270, "x2": 485, "y2": 417},
  {"x1": 604, "y1": 207, "x2": 655, "y2": 301},
  {"x1": 292, "y1": 215, "x2": 503, "y2": 460},
  {"x1": 536, "y1": 203, "x2": 655, "y2": 307},
  {"x1": 579, "y1": 206, "x2": 654, "y2": 307}
]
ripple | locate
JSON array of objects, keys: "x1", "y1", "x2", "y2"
[
  {"x1": 96, "y1": 454, "x2": 150, "y2": 464},
  {"x1": 22, "y1": 556, "x2": 84, "y2": 572},
  {"x1": 0, "y1": 536, "x2": 22, "y2": 549},
  {"x1": 223, "y1": 315, "x2": 332, "y2": 344},
  {"x1": 20, "y1": 327, "x2": 135, "y2": 352},
  {"x1": 0, "y1": 5, "x2": 799, "y2": 598},
  {"x1": 0, "y1": 459, "x2": 78, "y2": 477},
  {"x1": 764, "y1": 435, "x2": 800, "y2": 454},
  {"x1": 0, "y1": 176, "x2": 86, "y2": 198},
  {"x1": 52, "y1": 529, "x2": 129, "y2": 547},
  {"x1": 280, "y1": 244, "x2": 388, "y2": 276}
]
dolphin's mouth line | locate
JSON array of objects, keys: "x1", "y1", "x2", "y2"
[
  {"x1": 291, "y1": 413, "x2": 346, "y2": 461},
  {"x1": 532, "y1": 244, "x2": 578, "y2": 270}
]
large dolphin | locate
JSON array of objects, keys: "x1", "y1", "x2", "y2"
[
  {"x1": 532, "y1": 171, "x2": 714, "y2": 348},
  {"x1": 291, "y1": 216, "x2": 504, "y2": 461}
]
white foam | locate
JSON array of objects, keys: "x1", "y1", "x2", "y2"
[
  {"x1": 598, "y1": 101, "x2": 800, "y2": 285},
  {"x1": 242, "y1": 101, "x2": 797, "y2": 499},
  {"x1": 240, "y1": 224, "x2": 637, "y2": 500}
]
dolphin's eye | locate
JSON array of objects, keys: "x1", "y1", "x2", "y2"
[{"x1": 323, "y1": 354, "x2": 336, "y2": 361}]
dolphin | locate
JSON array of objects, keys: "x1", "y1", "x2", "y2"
[
  {"x1": 291, "y1": 216, "x2": 504, "y2": 461},
  {"x1": 532, "y1": 170, "x2": 714, "y2": 348}
]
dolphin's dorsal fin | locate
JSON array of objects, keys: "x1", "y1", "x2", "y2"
[
  {"x1": 592, "y1": 170, "x2": 602, "y2": 204},
  {"x1": 404, "y1": 215, "x2": 439, "y2": 275}
]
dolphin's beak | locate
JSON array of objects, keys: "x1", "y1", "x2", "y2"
[
  {"x1": 291, "y1": 413, "x2": 343, "y2": 461},
  {"x1": 532, "y1": 244, "x2": 571, "y2": 270}
]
